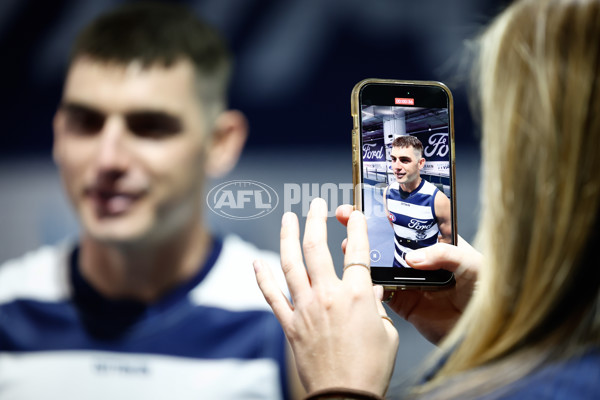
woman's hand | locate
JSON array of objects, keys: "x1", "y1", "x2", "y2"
[
  {"x1": 336, "y1": 204, "x2": 482, "y2": 344},
  {"x1": 254, "y1": 199, "x2": 399, "y2": 396},
  {"x1": 390, "y1": 237, "x2": 481, "y2": 343}
]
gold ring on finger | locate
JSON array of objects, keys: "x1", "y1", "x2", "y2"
[{"x1": 343, "y1": 262, "x2": 370, "y2": 272}]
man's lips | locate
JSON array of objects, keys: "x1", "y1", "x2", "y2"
[{"x1": 85, "y1": 189, "x2": 143, "y2": 216}]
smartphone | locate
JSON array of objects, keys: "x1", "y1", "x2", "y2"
[{"x1": 351, "y1": 79, "x2": 457, "y2": 289}]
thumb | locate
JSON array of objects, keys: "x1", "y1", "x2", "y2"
[
  {"x1": 335, "y1": 204, "x2": 354, "y2": 227},
  {"x1": 404, "y1": 243, "x2": 464, "y2": 272}
]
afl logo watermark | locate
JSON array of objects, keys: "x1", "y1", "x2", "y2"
[{"x1": 207, "y1": 180, "x2": 279, "y2": 220}]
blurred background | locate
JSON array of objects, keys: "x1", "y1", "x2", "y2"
[{"x1": 0, "y1": 0, "x2": 508, "y2": 391}]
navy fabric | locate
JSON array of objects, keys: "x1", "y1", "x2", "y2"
[
  {"x1": 0, "y1": 237, "x2": 289, "y2": 399},
  {"x1": 386, "y1": 179, "x2": 440, "y2": 268},
  {"x1": 483, "y1": 349, "x2": 600, "y2": 399},
  {"x1": 419, "y1": 348, "x2": 600, "y2": 400},
  {"x1": 0, "y1": 299, "x2": 284, "y2": 361}
]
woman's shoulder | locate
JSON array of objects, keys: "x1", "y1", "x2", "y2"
[{"x1": 492, "y1": 348, "x2": 600, "y2": 399}]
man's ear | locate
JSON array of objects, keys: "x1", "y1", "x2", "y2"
[
  {"x1": 204, "y1": 110, "x2": 248, "y2": 178},
  {"x1": 418, "y1": 156, "x2": 426, "y2": 170}
]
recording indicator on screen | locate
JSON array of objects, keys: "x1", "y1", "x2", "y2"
[{"x1": 394, "y1": 98, "x2": 415, "y2": 105}]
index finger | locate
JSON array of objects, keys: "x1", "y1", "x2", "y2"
[
  {"x1": 302, "y1": 198, "x2": 337, "y2": 285},
  {"x1": 280, "y1": 212, "x2": 311, "y2": 300},
  {"x1": 342, "y1": 210, "x2": 372, "y2": 285}
]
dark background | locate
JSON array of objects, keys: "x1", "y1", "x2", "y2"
[{"x1": 0, "y1": 0, "x2": 509, "y2": 157}]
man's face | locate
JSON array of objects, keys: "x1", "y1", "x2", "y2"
[
  {"x1": 53, "y1": 57, "x2": 210, "y2": 244},
  {"x1": 390, "y1": 145, "x2": 424, "y2": 186}
]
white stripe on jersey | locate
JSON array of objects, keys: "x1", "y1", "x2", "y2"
[
  {"x1": 189, "y1": 235, "x2": 288, "y2": 312},
  {"x1": 392, "y1": 223, "x2": 440, "y2": 242},
  {"x1": 0, "y1": 236, "x2": 288, "y2": 313},
  {"x1": 0, "y1": 351, "x2": 279, "y2": 400},
  {"x1": 0, "y1": 243, "x2": 71, "y2": 304},
  {"x1": 386, "y1": 199, "x2": 435, "y2": 221}
]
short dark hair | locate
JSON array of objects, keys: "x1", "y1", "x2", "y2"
[
  {"x1": 392, "y1": 135, "x2": 423, "y2": 157},
  {"x1": 71, "y1": 2, "x2": 231, "y2": 104}
]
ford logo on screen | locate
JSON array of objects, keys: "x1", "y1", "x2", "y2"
[{"x1": 206, "y1": 180, "x2": 279, "y2": 220}]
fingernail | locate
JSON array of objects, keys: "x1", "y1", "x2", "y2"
[
  {"x1": 349, "y1": 210, "x2": 362, "y2": 221},
  {"x1": 282, "y1": 212, "x2": 293, "y2": 226},
  {"x1": 310, "y1": 197, "x2": 323, "y2": 208},
  {"x1": 405, "y1": 250, "x2": 425, "y2": 264},
  {"x1": 373, "y1": 285, "x2": 384, "y2": 300},
  {"x1": 310, "y1": 198, "x2": 328, "y2": 217},
  {"x1": 253, "y1": 259, "x2": 263, "y2": 273},
  {"x1": 341, "y1": 205, "x2": 352, "y2": 218}
]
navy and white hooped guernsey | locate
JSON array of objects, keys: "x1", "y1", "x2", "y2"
[
  {"x1": 0, "y1": 235, "x2": 290, "y2": 399},
  {"x1": 386, "y1": 179, "x2": 440, "y2": 268}
]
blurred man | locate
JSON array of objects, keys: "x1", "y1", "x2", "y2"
[
  {"x1": 0, "y1": 3, "x2": 300, "y2": 399},
  {"x1": 383, "y1": 135, "x2": 452, "y2": 268}
]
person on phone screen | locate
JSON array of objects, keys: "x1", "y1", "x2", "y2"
[
  {"x1": 382, "y1": 135, "x2": 452, "y2": 268},
  {"x1": 0, "y1": 3, "x2": 303, "y2": 399}
]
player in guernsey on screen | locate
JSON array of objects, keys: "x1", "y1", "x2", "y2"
[{"x1": 383, "y1": 135, "x2": 452, "y2": 268}]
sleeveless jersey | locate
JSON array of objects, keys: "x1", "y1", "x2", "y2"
[
  {"x1": 0, "y1": 235, "x2": 290, "y2": 400},
  {"x1": 386, "y1": 179, "x2": 440, "y2": 268}
]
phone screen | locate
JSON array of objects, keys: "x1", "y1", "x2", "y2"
[{"x1": 353, "y1": 80, "x2": 456, "y2": 287}]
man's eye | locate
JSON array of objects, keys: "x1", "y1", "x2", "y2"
[
  {"x1": 126, "y1": 113, "x2": 182, "y2": 138},
  {"x1": 64, "y1": 108, "x2": 105, "y2": 134}
]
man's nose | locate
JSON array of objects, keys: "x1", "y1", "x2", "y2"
[{"x1": 95, "y1": 116, "x2": 131, "y2": 175}]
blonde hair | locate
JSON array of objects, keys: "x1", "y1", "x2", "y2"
[{"x1": 416, "y1": 0, "x2": 600, "y2": 397}]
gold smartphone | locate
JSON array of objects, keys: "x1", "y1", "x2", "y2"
[{"x1": 351, "y1": 79, "x2": 457, "y2": 289}]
